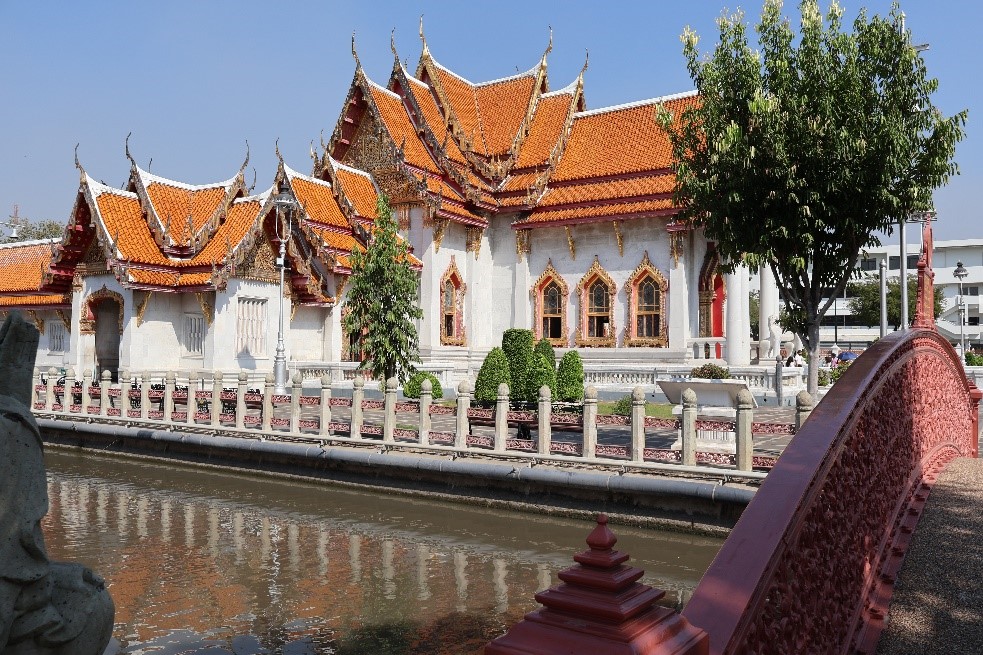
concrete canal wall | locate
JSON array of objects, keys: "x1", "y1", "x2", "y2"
[{"x1": 38, "y1": 417, "x2": 754, "y2": 535}]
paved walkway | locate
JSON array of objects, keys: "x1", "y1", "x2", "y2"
[{"x1": 876, "y1": 457, "x2": 983, "y2": 654}]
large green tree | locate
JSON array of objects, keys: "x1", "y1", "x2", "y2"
[
  {"x1": 848, "y1": 273, "x2": 943, "y2": 331},
  {"x1": 6, "y1": 219, "x2": 64, "y2": 242},
  {"x1": 661, "y1": 0, "x2": 965, "y2": 394},
  {"x1": 342, "y1": 194, "x2": 422, "y2": 383}
]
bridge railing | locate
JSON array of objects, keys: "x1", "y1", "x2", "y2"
[
  {"x1": 679, "y1": 327, "x2": 981, "y2": 655},
  {"x1": 30, "y1": 369, "x2": 798, "y2": 476}
]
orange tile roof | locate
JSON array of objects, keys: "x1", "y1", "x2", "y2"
[
  {"x1": 290, "y1": 175, "x2": 348, "y2": 229},
  {"x1": 500, "y1": 172, "x2": 542, "y2": 193},
  {"x1": 128, "y1": 270, "x2": 213, "y2": 287},
  {"x1": 308, "y1": 225, "x2": 362, "y2": 253},
  {"x1": 538, "y1": 173, "x2": 675, "y2": 207},
  {"x1": 368, "y1": 82, "x2": 440, "y2": 174},
  {"x1": 195, "y1": 198, "x2": 261, "y2": 264},
  {"x1": 433, "y1": 65, "x2": 484, "y2": 151},
  {"x1": 332, "y1": 163, "x2": 379, "y2": 218},
  {"x1": 0, "y1": 241, "x2": 58, "y2": 293},
  {"x1": 515, "y1": 91, "x2": 573, "y2": 168},
  {"x1": 404, "y1": 73, "x2": 468, "y2": 165},
  {"x1": 0, "y1": 294, "x2": 67, "y2": 307},
  {"x1": 475, "y1": 75, "x2": 537, "y2": 155},
  {"x1": 520, "y1": 198, "x2": 675, "y2": 225},
  {"x1": 552, "y1": 93, "x2": 697, "y2": 182}
]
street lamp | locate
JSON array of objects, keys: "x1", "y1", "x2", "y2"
[
  {"x1": 272, "y1": 182, "x2": 298, "y2": 394},
  {"x1": 954, "y1": 260, "x2": 968, "y2": 361}
]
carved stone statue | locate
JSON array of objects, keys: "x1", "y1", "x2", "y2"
[
  {"x1": 0, "y1": 313, "x2": 114, "y2": 655},
  {"x1": 767, "y1": 314, "x2": 782, "y2": 359}
]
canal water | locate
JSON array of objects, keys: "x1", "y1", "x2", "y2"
[{"x1": 41, "y1": 449, "x2": 723, "y2": 655}]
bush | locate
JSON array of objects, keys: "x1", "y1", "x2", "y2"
[
  {"x1": 690, "y1": 363, "x2": 731, "y2": 379},
  {"x1": 534, "y1": 338, "x2": 557, "y2": 370},
  {"x1": 830, "y1": 360, "x2": 852, "y2": 383},
  {"x1": 527, "y1": 353, "x2": 558, "y2": 400},
  {"x1": 502, "y1": 329, "x2": 535, "y2": 401},
  {"x1": 817, "y1": 368, "x2": 832, "y2": 387},
  {"x1": 402, "y1": 371, "x2": 443, "y2": 399},
  {"x1": 966, "y1": 351, "x2": 983, "y2": 367},
  {"x1": 612, "y1": 394, "x2": 633, "y2": 416},
  {"x1": 556, "y1": 350, "x2": 585, "y2": 402},
  {"x1": 474, "y1": 347, "x2": 511, "y2": 403}
]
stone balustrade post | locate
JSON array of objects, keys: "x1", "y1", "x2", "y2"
[
  {"x1": 81, "y1": 369, "x2": 92, "y2": 414},
  {"x1": 455, "y1": 380, "x2": 472, "y2": 449},
  {"x1": 236, "y1": 371, "x2": 247, "y2": 429},
  {"x1": 583, "y1": 386, "x2": 598, "y2": 459},
  {"x1": 164, "y1": 371, "x2": 175, "y2": 423},
  {"x1": 419, "y1": 379, "x2": 432, "y2": 445},
  {"x1": 775, "y1": 357, "x2": 784, "y2": 406},
  {"x1": 681, "y1": 388, "x2": 697, "y2": 467},
  {"x1": 537, "y1": 385, "x2": 552, "y2": 456},
  {"x1": 211, "y1": 371, "x2": 223, "y2": 427},
  {"x1": 495, "y1": 383, "x2": 510, "y2": 453},
  {"x1": 290, "y1": 372, "x2": 302, "y2": 433},
  {"x1": 32, "y1": 366, "x2": 40, "y2": 409},
  {"x1": 350, "y1": 374, "x2": 364, "y2": 440},
  {"x1": 120, "y1": 370, "x2": 132, "y2": 416},
  {"x1": 630, "y1": 386, "x2": 646, "y2": 463},
  {"x1": 65, "y1": 368, "x2": 76, "y2": 415},
  {"x1": 796, "y1": 390, "x2": 814, "y2": 432},
  {"x1": 383, "y1": 377, "x2": 397, "y2": 443},
  {"x1": 187, "y1": 371, "x2": 199, "y2": 426},
  {"x1": 100, "y1": 370, "x2": 110, "y2": 416},
  {"x1": 140, "y1": 372, "x2": 150, "y2": 420},
  {"x1": 735, "y1": 388, "x2": 754, "y2": 471},
  {"x1": 319, "y1": 375, "x2": 332, "y2": 435},
  {"x1": 262, "y1": 373, "x2": 274, "y2": 432},
  {"x1": 45, "y1": 367, "x2": 57, "y2": 411}
]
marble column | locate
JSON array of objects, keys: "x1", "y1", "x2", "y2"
[
  {"x1": 668, "y1": 232, "x2": 691, "y2": 355},
  {"x1": 725, "y1": 263, "x2": 751, "y2": 366}
]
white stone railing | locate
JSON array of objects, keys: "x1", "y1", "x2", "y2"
[
  {"x1": 686, "y1": 337, "x2": 727, "y2": 361},
  {"x1": 30, "y1": 367, "x2": 805, "y2": 476},
  {"x1": 291, "y1": 360, "x2": 456, "y2": 385},
  {"x1": 583, "y1": 364, "x2": 805, "y2": 397}
]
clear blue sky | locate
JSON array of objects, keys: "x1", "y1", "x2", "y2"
[{"x1": 1, "y1": 1, "x2": 978, "y2": 242}]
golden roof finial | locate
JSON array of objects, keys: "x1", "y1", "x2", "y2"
[
  {"x1": 391, "y1": 27, "x2": 399, "y2": 59},
  {"x1": 274, "y1": 138, "x2": 283, "y2": 163},
  {"x1": 249, "y1": 167, "x2": 257, "y2": 193},
  {"x1": 124, "y1": 132, "x2": 136, "y2": 169},
  {"x1": 74, "y1": 143, "x2": 86, "y2": 183},
  {"x1": 419, "y1": 15, "x2": 429, "y2": 56},
  {"x1": 581, "y1": 49, "x2": 590, "y2": 76},
  {"x1": 351, "y1": 31, "x2": 361, "y2": 68},
  {"x1": 542, "y1": 26, "x2": 553, "y2": 62},
  {"x1": 238, "y1": 140, "x2": 250, "y2": 175}
]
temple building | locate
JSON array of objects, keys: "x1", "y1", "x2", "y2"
[{"x1": 0, "y1": 31, "x2": 769, "y2": 382}]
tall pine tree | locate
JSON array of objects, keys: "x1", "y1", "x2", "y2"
[{"x1": 342, "y1": 194, "x2": 422, "y2": 383}]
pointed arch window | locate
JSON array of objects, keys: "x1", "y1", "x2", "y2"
[
  {"x1": 440, "y1": 256, "x2": 466, "y2": 346},
  {"x1": 532, "y1": 260, "x2": 569, "y2": 346},
  {"x1": 575, "y1": 256, "x2": 616, "y2": 347},
  {"x1": 624, "y1": 251, "x2": 668, "y2": 347}
]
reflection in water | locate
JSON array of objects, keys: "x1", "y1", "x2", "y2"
[{"x1": 41, "y1": 449, "x2": 723, "y2": 654}]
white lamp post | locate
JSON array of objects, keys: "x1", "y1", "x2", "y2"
[
  {"x1": 272, "y1": 182, "x2": 298, "y2": 394},
  {"x1": 954, "y1": 260, "x2": 968, "y2": 362}
]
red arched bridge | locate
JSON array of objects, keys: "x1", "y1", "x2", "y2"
[{"x1": 487, "y1": 225, "x2": 982, "y2": 654}]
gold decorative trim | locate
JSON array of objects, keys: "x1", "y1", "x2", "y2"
[
  {"x1": 670, "y1": 232, "x2": 684, "y2": 268},
  {"x1": 432, "y1": 217, "x2": 448, "y2": 253},
  {"x1": 574, "y1": 256, "x2": 617, "y2": 348},
  {"x1": 290, "y1": 303, "x2": 298, "y2": 322},
  {"x1": 516, "y1": 229, "x2": 531, "y2": 261},
  {"x1": 56, "y1": 309, "x2": 71, "y2": 332},
  {"x1": 613, "y1": 221, "x2": 624, "y2": 257},
  {"x1": 465, "y1": 227, "x2": 483, "y2": 259},
  {"x1": 623, "y1": 251, "x2": 668, "y2": 347},
  {"x1": 698, "y1": 246, "x2": 724, "y2": 338},
  {"x1": 195, "y1": 292, "x2": 214, "y2": 327},
  {"x1": 439, "y1": 255, "x2": 467, "y2": 346},
  {"x1": 135, "y1": 291, "x2": 153, "y2": 327},
  {"x1": 565, "y1": 225, "x2": 576, "y2": 260},
  {"x1": 531, "y1": 259, "x2": 569, "y2": 347},
  {"x1": 79, "y1": 286, "x2": 124, "y2": 335},
  {"x1": 26, "y1": 310, "x2": 44, "y2": 334}
]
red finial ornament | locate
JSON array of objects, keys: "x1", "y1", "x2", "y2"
[{"x1": 485, "y1": 514, "x2": 708, "y2": 655}]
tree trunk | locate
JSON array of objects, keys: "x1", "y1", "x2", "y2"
[{"x1": 805, "y1": 320, "x2": 821, "y2": 397}]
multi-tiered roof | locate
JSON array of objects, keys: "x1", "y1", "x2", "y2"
[{"x1": 324, "y1": 28, "x2": 696, "y2": 231}]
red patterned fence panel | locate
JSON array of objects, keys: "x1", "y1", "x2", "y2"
[{"x1": 681, "y1": 328, "x2": 981, "y2": 655}]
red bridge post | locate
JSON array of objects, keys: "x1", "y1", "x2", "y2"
[{"x1": 485, "y1": 514, "x2": 707, "y2": 655}]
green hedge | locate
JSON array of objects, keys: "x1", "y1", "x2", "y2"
[
  {"x1": 556, "y1": 350, "x2": 585, "y2": 402},
  {"x1": 527, "y1": 352, "x2": 558, "y2": 400},
  {"x1": 502, "y1": 329, "x2": 534, "y2": 401},
  {"x1": 475, "y1": 347, "x2": 511, "y2": 403},
  {"x1": 534, "y1": 338, "x2": 557, "y2": 370},
  {"x1": 690, "y1": 363, "x2": 731, "y2": 379},
  {"x1": 402, "y1": 371, "x2": 443, "y2": 399},
  {"x1": 966, "y1": 351, "x2": 983, "y2": 367}
]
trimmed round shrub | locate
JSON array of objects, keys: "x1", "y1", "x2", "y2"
[
  {"x1": 556, "y1": 350, "x2": 585, "y2": 402},
  {"x1": 475, "y1": 347, "x2": 511, "y2": 404},
  {"x1": 402, "y1": 371, "x2": 443, "y2": 399},
  {"x1": 527, "y1": 353, "x2": 557, "y2": 400},
  {"x1": 534, "y1": 338, "x2": 557, "y2": 370},
  {"x1": 502, "y1": 328, "x2": 534, "y2": 401},
  {"x1": 612, "y1": 394, "x2": 633, "y2": 416},
  {"x1": 690, "y1": 363, "x2": 731, "y2": 379}
]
